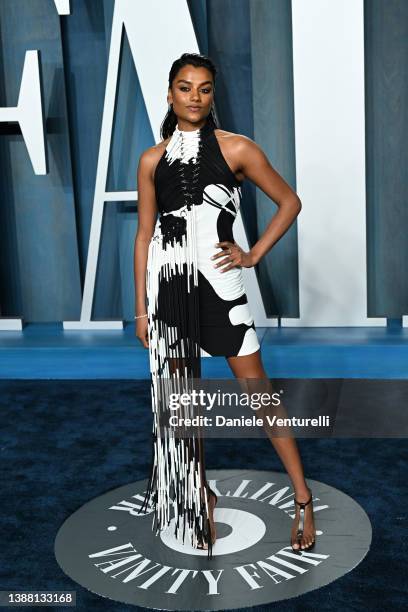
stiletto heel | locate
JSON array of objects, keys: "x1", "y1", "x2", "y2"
[
  {"x1": 197, "y1": 487, "x2": 217, "y2": 551},
  {"x1": 291, "y1": 488, "x2": 315, "y2": 553}
]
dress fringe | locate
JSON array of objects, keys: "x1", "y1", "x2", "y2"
[{"x1": 138, "y1": 121, "x2": 213, "y2": 559}]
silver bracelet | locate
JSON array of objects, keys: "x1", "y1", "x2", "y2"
[{"x1": 134, "y1": 313, "x2": 148, "y2": 319}]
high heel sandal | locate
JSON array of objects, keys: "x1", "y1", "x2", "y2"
[
  {"x1": 197, "y1": 487, "x2": 218, "y2": 551},
  {"x1": 291, "y1": 488, "x2": 316, "y2": 553}
]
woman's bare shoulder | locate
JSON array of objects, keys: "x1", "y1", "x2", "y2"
[
  {"x1": 140, "y1": 137, "x2": 171, "y2": 164},
  {"x1": 214, "y1": 127, "x2": 256, "y2": 151},
  {"x1": 138, "y1": 136, "x2": 172, "y2": 179},
  {"x1": 213, "y1": 128, "x2": 261, "y2": 172}
]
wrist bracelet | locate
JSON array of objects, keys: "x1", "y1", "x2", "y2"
[{"x1": 134, "y1": 313, "x2": 148, "y2": 319}]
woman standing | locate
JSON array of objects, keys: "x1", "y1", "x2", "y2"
[{"x1": 134, "y1": 53, "x2": 315, "y2": 559}]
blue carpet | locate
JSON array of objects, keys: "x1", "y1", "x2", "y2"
[
  {"x1": 2, "y1": 323, "x2": 408, "y2": 379},
  {"x1": 0, "y1": 380, "x2": 406, "y2": 611}
]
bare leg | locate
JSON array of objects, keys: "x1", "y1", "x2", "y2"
[{"x1": 226, "y1": 349, "x2": 315, "y2": 550}]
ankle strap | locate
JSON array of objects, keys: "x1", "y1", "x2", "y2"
[{"x1": 294, "y1": 491, "x2": 312, "y2": 508}]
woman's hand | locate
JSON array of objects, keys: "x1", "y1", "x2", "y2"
[
  {"x1": 135, "y1": 315, "x2": 149, "y2": 348},
  {"x1": 211, "y1": 241, "x2": 257, "y2": 272}
]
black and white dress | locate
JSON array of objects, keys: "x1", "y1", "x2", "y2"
[{"x1": 139, "y1": 116, "x2": 260, "y2": 558}]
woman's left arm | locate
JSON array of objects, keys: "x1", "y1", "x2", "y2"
[
  {"x1": 214, "y1": 136, "x2": 302, "y2": 271},
  {"x1": 238, "y1": 137, "x2": 301, "y2": 264}
]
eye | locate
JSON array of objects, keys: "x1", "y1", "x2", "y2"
[{"x1": 179, "y1": 86, "x2": 212, "y2": 93}]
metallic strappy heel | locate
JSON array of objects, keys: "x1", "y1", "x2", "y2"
[{"x1": 291, "y1": 488, "x2": 315, "y2": 553}]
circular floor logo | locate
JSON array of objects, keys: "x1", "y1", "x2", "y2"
[{"x1": 55, "y1": 469, "x2": 371, "y2": 610}]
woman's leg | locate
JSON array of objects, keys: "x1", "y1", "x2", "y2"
[
  {"x1": 167, "y1": 357, "x2": 216, "y2": 550},
  {"x1": 226, "y1": 349, "x2": 315, "y2": 550}
]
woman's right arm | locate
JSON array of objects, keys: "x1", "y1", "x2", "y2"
[{"x1": 133, "y1": 148, "x2": 158, "y2": 348}]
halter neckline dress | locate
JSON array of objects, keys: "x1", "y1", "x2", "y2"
[{"x1": 139, "y1": 116, "x2": 260, "y2": 558}]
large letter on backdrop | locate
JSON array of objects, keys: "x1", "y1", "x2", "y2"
[
  {"x1": 0, "y1": 49, "x2": 47, "y2": 331},
  {"x1": 64, "y1": 0, "x2": 267, "y2": 330}
]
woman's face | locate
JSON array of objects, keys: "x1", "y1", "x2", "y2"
[{"x1": 168, "y1": 64, "x2": 214, "y2": 125}]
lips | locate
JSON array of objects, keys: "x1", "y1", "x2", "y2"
[{"x1": 187, "y1": 106, "x2": 201, "y2": 112}]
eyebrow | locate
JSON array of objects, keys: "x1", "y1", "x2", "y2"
[{"x1": 176, "y1": 79, "x2": 213, "y2": 86}]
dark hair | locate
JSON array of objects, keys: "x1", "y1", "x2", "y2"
[{"x1": 160, "y1": 52, "x2": 219, "y2": 140}]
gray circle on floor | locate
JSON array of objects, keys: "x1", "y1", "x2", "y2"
[{"x1": 55, "y1": 469, "x2": 371, "y2": 610}]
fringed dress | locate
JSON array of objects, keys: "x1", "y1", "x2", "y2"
[{"x1": 139, "y1": 116, "x2": 260, "y2": 559}]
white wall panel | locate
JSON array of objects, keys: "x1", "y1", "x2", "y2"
[{"x1": 284, "y1": 0, "x2": 385, "y2": 326}]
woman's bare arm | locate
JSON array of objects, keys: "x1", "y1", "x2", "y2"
[
  {"x1": 238, "y1": 137, "x2": 301, "y2": 264},
  {"x1": 212, "y1": 133, "x2": 302, "y2": 271},
  {"x1": 133, "y1": 147, "x2": 159, "y2": 347}
]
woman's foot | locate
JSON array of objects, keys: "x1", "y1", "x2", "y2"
[
  {"x1": 291, "y1": 485, "x2": 316, "y2": 551},
  {"x1": 197, "y1": 488, "x2": 217, "y2": 550}
]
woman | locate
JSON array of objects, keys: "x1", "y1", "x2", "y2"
[{"x1": 134, "y1": 52, "x2": 315, "y2": 559}]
